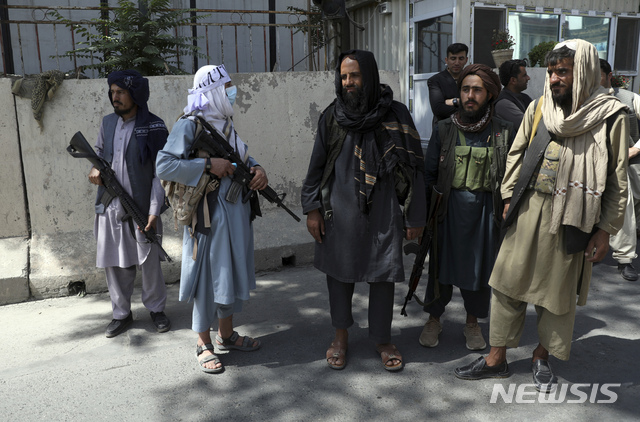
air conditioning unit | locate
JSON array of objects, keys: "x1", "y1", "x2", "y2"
[{"x1": 378, "y1": 2, "x2": 391, "y2": 15}]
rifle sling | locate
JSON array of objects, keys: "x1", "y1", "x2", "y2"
[{"x1": 502, "y1": 120, "x2": 551, "y2": 231}]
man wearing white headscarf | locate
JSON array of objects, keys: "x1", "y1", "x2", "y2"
[
  {"x1": 455, "y1": 40, "x2": 628, "y2": 392},
  {"x1": 157, "y1": 64, "x2": 267, "y2": 374}
]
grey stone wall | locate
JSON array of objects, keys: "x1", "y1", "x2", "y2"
[{"x1": 0, "y1": 70, "x2": 401, "y2": 305}]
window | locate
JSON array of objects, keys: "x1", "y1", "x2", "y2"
[
  {"x1": 564, "y1": 16, "x2": 611, "y2": 58},
  {"x1": 415, "y1": 13, "x2": 453, "y2": 74},
  {"x1": 473, "y1": 8, "x2": 505, "y2": 67},
  {"x1": 508, "y1": 12, "x2": 560, "y2": 63},
  {"x1": 615, "y1": 18, "x2": 640, "y2": 72}
]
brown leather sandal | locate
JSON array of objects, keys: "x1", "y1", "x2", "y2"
[
  {"x1": 376, "y1": 344, "x2": 403, "y2": 372},
  {"x1": 326, "y1": 341, "x2": 347, "y2": 370}
]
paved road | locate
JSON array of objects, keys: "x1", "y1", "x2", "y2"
[{"x1": 1, "y1": 253, "x2": 638, "y2": 421}]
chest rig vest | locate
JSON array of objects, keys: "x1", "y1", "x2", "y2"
[{"x1": 434, "y1": 117, "x2": 512, "y2": 225}]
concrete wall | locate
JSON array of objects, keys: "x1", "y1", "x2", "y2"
[{"x1": 0, "y1": 70, "x2": 401, "y2": 305}]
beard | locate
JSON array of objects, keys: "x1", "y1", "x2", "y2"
[
  {"x1": 113, "y1": 102, "x2": 135, "y2": 117},
  {"x1": 341, "y1": 85, "x2": 367, "y2": 114},
  {"x1": 551, "y1": 85, "x2": 573, "y2": 114},
  {"x1": 459, "y1": 98, "x2": 490, "y2": 123}
]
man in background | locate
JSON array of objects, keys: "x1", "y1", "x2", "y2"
[
  {"x1": 495, "y1": 59, "x2": 532, "y2": 131},
  {"x1": 428, "y1": 43, "x2": 469, "y2": 125},
  {"x1": 601, "y1": 58, "x2": 640, "y2": 281}
]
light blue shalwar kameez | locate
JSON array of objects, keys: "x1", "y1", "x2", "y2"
[{"x1": 156, "y1": 118, "x2": 257, "y2": 332}]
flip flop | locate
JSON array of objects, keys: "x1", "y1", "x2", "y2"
[
  {"x1": 196, "y1": 343, "x2": 224, "y2": 374},
  {"x1": 326, "y1": 341, "x2": 347, "y2": 370},
  {"x1": 215, "y1": 331, "x2": 261, "y2": 352},
  {"x1": 376, "y1": 344, "x2": 403, "y2": 372}
]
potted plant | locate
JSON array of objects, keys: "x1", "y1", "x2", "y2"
[
  {"x1": 611, "y1": 74, "x2": 631, "y2": 89},
  {"x1": 491, "y1": 28, "x2": 515, "y2": 68},
  {"x1": 527, "y1": 41, "x2": 557, "y2": 67}
]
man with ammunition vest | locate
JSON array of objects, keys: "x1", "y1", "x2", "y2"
[{"x1": 419, "y1": 64, "x2": 514, "y2": 351}]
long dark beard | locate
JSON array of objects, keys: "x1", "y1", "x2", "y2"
[
  {"x1": 552, "y1": 86, "x2": 573, "y2": 116},
  {"x1": 459, "y1": 99, "x2": 490, "y2": 124},
  {"x1": 341, "y1": 86, "x2": 367, "y2": 114}
]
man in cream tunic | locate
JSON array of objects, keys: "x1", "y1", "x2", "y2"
[{"x1": 455, "y1": 40, "x2": 628, "y2": 392}]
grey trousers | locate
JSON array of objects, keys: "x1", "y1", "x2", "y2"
[
  {"x1": 105, "y1": 252, "x2": 167, "y2": 319},
  {"x1": 326, "y1": 275, "x2": 394, "y2": 344}
]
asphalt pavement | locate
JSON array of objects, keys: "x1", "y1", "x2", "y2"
[{"x1": 1, "y1": 252, "x2": 639, "y2": 421}]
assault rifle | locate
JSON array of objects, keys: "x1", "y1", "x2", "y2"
[
  {"x1": 191, "y1": 116, "x2": 301, "y2": 222},
  {"x1": 67, "y1": 131, "x2": 172, "y2": 262},
  {"x1": 400, "y1": 186, "x2": 443, "y2": 316}
]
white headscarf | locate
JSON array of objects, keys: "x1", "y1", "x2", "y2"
[{"x1": 184, "y1": 64, "x2": 248, "y2": 161}]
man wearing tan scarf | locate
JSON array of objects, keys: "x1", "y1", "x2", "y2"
[{"x1": 455, "y1": 40, "x2": 628, "y2": 392}]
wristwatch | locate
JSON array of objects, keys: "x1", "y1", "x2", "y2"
[
  {"x1": 205, "y1": 158, "x2": 211, "y2": 172},
  {"x1": 452, "y1": 98, "x2": 459, "y2": 107}
]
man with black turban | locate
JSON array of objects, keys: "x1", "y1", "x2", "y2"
[
  {"x1": 301, "y1": 50, "x2": 426, "y2": 371},
  {"x1": 88, "y1": 70, "x2": 171, "y2": 338},
  {"x1": 419, "y1": 64, "x2": 514, "y2": 352}
]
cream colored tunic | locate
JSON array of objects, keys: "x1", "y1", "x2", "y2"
[{"x1": 489, "y1": 103, "x2": 628, "y2": 314}]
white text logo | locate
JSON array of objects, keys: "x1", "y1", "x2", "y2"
[{"x1": 490, "y1": 383, "x2": 620, "y2": 404}]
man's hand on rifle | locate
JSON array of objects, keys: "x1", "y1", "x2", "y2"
[
  {"x1": 405, "y1": 226, "x2": 424, "y2": 241},
  {"x1": 88, "y1": 167, "x2": 103, "y2": 186},
  {"x1": 143, "y1": 215, "x2": 159, "y2": 233},
  {"x1": 306, "y1": 209, "x2": 325, "y2": 243},
  {"x1": 249, "y1": 166, "x2": 268, "y2": 191},
  {"x1": 207, "y1": 158, "x2": 236, "y2": 178}
]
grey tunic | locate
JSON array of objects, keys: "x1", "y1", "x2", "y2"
[{"x1": 301, "y1": 113, "x2": 426, "y2": 283}]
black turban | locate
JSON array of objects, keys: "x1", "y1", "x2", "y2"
[{"x1": 106, "y1": 70, "x2": 167, "y2": 165}]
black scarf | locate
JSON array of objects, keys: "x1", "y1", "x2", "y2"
[{"x1": 333, "y1": 50, "x2": 423, "y2": 213}]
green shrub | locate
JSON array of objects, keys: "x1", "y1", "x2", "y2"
[
  {"x1": 49, "y1": 0, "x2": 209, "y2": 77},
  {"x1": 528, "y1": 41, "x2": 558, "y2": 67}
]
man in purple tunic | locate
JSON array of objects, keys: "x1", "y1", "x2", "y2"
[{"x1": 88, "y1": 70, "x2": 171, "y2": 338}]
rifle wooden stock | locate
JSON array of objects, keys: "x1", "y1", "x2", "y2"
[
  {"x1": 67, "y1": 131, "x2": 172, "y2": 262},
  {"x1": 400, "y1": 186, "x2": 443, "y2": 316}
]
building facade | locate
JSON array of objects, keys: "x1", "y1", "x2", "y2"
[{"x1": 347, "y1": 0, "x2": 640, "y2": 140}]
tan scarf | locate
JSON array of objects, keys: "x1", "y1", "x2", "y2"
[{"x1": 542, "y1": 40, "x2": 626, "y2": 234}]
